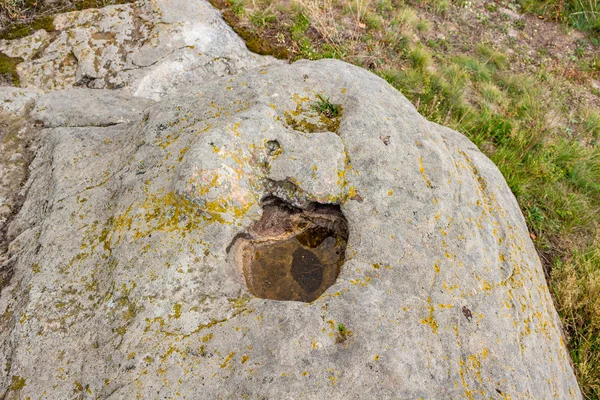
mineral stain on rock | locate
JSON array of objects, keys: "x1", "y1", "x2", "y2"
[{"x1": 230, "y1": 197, "x2": 348, "y2": 302}]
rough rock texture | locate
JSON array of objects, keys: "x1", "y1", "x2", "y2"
[
  {"x1": 0, "y1": 0, "x2": 276, "y2": 100},
  {"x1": 0, "y1": 111, "x2": 37, "y2": 287},
  {"x1": 0, "y1": 57, "x2": 581, "y2": 398},
  {"x1": 30, "y1": 89, "x2": 155, "y2": 127},
  {"x1": 0, "y1": 0, "x2": 582, "y2": 398},
  {"x1": 0, "y1": 88, "x2": 39, "y2": 116}
]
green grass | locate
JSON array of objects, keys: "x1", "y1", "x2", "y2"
[
  {"x1": 521, "y1": 0, "x2": 600, "y2": 37},
  {"x1": 408, "y1": 46, "x2": 431, "y2": 70},
  {"x1": 552, "y1": 243, "x2": 600, "y2": 396},
  {"x1": 312, "y1": 94, "x2": 341, "y2": 118},
  {"x1": 249, "y1": 9, "x2": 276, "y2": 27}
]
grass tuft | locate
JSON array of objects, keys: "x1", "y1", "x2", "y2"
[
  {"x1": 408, "y1": 46, "x2": 431, "y2": 70},
  {"x1": 552, "y1": 242, "x2": 600, "y2": 396},
  {"x1": 312, "y1": 93, "x2": 341, "y2": 118},
  {"x1": 521, "y1": 0, "x2": 600, "y2": 37}
]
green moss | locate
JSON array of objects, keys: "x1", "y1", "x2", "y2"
[
  {"x1": 0, "y1": 52, "x2": 23, "y2": 86},
  {"x1": 9, "y1": 375, "x2": 26, "y2": 391},
  {"x1": 232, "y1": 23, "x2": 290, "y2": 59},
  {"x1": 1, "y1": 15, "x2": 55, "y2": 40}
]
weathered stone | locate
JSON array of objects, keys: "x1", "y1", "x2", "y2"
[
  {"x1": 30, "y1": 89, "x2": 155, "y2": 127},
  {"x1": 0, "y1": 111, "x2": 37, "y2": 289},
  {"x1": 0, "y1": 87, "x2": 39, "y2": 115},
  {"x1": 0, "y1": 58, "x2": 581, "y2": 399},
  {"x1": 0, "y1": 0, "x2": 277, "y2": 100}
]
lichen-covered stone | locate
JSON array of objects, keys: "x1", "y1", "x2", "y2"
[
  {"x1": 0, "y1": 87, "x2": 39, "y2": 115},
  {"x1": 0, "y1": 58, "x2": 581, "y2": 399},
  {"x1": 0, "y1": 110, "x2": 37, "y2": 289},
  {"x1": 0, "y1": 0, "x2": 276, "y2": 100}
]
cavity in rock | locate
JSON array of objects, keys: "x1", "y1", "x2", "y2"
[{"x1": 230, "y1": 197, "x2": 348, "y2": 302}]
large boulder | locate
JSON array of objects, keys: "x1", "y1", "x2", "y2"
[{"x1": 0, "y1": 57, "x2": 581, "y2": 398}]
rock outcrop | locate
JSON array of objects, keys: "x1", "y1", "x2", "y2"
[
  {"x1": 0, "y1": 1, "x2": 581, "y2": 399},
  {"x1": 0, "y1": 0, "x2": 275, "y2": 100}
]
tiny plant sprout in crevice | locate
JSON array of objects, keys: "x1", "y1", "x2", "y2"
[
  {"x1": 228, "y1": 196, "x2": 348, "y2": 302},
  {"x1": 312, "y1": 94, "x2": 341, "y2": 119},
  {"x1": 284, "y1": 93, "x2": 343, "y2": 134}
]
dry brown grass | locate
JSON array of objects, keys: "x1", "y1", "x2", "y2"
[
  {"x1": 551, "y1": 240, "x2": 600, "y2": 396},
  {"x1": 297, "y1": 0, "x2": 344, "y2": 46}
]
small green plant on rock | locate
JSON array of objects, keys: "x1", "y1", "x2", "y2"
[
  {"x1": 312, "y1": 93, "x2": 341, "y2": 118},
  {"x1": 336, "y1": 322, "x2": 351, "y2": 343}
]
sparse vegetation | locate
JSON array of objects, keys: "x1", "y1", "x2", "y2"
[
  {"x1": 0, "y1": 0, "x2": 132, "y2": 33},
  {"x1": 312, "y1": 93, "x2": 341, "y2": 118},
  {"x1": 521, "y1": 0, "x2": 600, "y2": 38},
  {"x1": 335, "y1": 322, "x2": 350, "y2": 342}
]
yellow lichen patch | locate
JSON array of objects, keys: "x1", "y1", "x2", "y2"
[
  {"x1": 419, "y1": 156, "x2": 432, "y2": 188},
  {"x1": 173, "y1": 303, "x2": 182, "y2": 319},
  {"x1": 31, "y1": 263, "x2": 41, "y2": 274},
  {"x1": 202, "y1": 333, "x2": 214, "y2": 342},
  {"x1": 457, "y1": 149, "x2": 500, "y2": 215},
  {"x1": 350, "y1": 275, "x2": 372, "y2": 287},
  {"x1": 9, "y1": 375, "x2": 26, "y2": 391},
  {"x1": 126, "y1": 191, "x2": 207, "y2": 240},
  {"x1": 421, "y1": 297, "x2": 439, "y2": 334},
  {"x1": 228, "y1": 297, "x2": 251, "y2": 311},
  {"x1": 458, "y1": 358, "x2": 475, "y2": 400},
  {"x1": 178, "y1": 147, "x2": 190, "y2": 162},
  {"x1": 374, "y1": 354, "x2": 380, "y2": 361},
  {"x1": 327, "y1": 368, "x2": 339, "y2": 385},
  {"x1": 220, "y1": 352, "x2": 236, "y2": 369},
  {"x1": 434, "y1": 261, "x2": 441, "y2": 273},
  {"x1": 144, "y1": 316, "x2": 166, "y2": 333},
  {"x1": 241, "y1": 355, "x2": 250, "y2": 364},
  {"x1": 292, "y1": 93, "x2": 311, "y2": 106}
]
